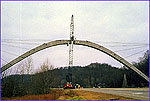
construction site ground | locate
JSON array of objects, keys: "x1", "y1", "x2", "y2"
[{"x1": 1, "y1": 88, "x2": 137, "y2": 100}]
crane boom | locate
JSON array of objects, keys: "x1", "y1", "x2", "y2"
[{"x1": 69, "y1": 15, "x2": 74, "y2": 67}]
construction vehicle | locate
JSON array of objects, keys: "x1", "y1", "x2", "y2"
[
  {"x1": 64, "y1": 73, "x2": 74, "y2": 89},
  {"x1": 75, "y1": 84, "x2": 81, "y2": 89}
]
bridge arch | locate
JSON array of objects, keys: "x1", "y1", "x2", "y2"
[{"x1": 1, "y1": 40, "x2": 149, "y2": 82}]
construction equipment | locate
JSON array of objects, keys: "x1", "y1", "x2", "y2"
[
  {"x1": 69, "y1": 14, "x2": 74, "y2": 67},
  {"x1": 64, "y1": 73, "x2": 74, "y2": 89},
  {"x1": 64, "y1": 15, "x2": 75, "y2": 89}
]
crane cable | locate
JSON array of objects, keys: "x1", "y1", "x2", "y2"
[
  {"x1": 114, "y1": 45, "x2": 148, "y2": 52},
  {"x1": 1, "y1": 58, "x2": 9, "y2": 63},
  {"x1": 125, "y1": 50, "x2": 146, "y2": 58},
  {"x1": 2, "y1": 50, "x2": 19, "y2": 56},
  {"x1": 2, "y1": 43, "x2": 30, "y2": 50}
]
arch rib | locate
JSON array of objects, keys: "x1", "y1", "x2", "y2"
[{"x1": 1, "y1": 40, "x2": 149, "y2": 82}]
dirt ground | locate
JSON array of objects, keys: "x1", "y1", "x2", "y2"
[
  {"x1": 1, "y1": 89, "x2": 62, "y2": 100},
  {"x1": 72, "y1": 89, "x2": 136, "y2": 100},
  {"x1": 1, "y1": 89, "x2": 136, "y2": 100}
]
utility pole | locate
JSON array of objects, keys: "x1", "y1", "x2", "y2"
[
  {"x1": 69, "y1": 15, "x2": 74, "y2": 67},
  {"x1": 122, "y1": 66, "x2": 128, "y2": 88},
  {"x1": 122, "y1": 73, "x2": 128, "y2": 88}
]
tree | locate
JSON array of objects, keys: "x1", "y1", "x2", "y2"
[
  {"x1": 126, "y1": 50, "x2": 149, "y2": 87},
  {"x1": 33, "y1": 58, "x2": 57, "y2": 94},
  {"x1": 25, "y1": 57, "x2": 34, "y2": 74}
]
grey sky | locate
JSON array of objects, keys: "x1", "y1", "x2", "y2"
[{"x1": 1, "y1": 1, "x2": 149, "y2": 71}]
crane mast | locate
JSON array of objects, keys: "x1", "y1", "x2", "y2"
[{"x1": 69, "y1": 15, "x2": 74, "y2": 67}]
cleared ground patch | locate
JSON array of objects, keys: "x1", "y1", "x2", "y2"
[
  {"x1": 73, "y1": 89, "x2": 136, "y2": 100},
  {"x1": 1, "y1": 89, "x2": 136, "y2": 100}
]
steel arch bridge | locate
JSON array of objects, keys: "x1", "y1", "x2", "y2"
[{"x1": 1, "y1": 40, "x2": 149, "y2": 82}]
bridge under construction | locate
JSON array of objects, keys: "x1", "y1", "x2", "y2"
[{"x1": 1, "y1": 15, "x2": 149, "y2": 82}]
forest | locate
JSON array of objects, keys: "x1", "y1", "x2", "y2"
[{"x1": 1, "y1": 50, "x2": 149, "y2": 97}]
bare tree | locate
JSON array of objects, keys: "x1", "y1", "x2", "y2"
[
  {"x1": 25, "y1": 57, "x2": 33, "y2": 74},
  {"x1": 18, "y1": 61, "x2": 25, "y2": 75},
  {"x1": 33, "y1": 58, "x2": 57, "y2": 94},
  {"x1": 14, "y1": 56, "x2": 34, "y2": 74},
  {"x1": 40, "y1": 58, "x2": 54, "y2": 72},
  {"x1": 13, "y1": 57, "x2": 34, "y2": 95},
  {"x1": 1, "y1": 67, "x2": 13, "y2": 79},
  {"x1": 1, "y1": 70, "x2": 6, "y2": 79}
]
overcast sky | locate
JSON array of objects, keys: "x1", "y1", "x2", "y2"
[{"x1": 1, "y1": 1, "x2": 149, "y2": 72}]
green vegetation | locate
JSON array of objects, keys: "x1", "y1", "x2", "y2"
[
  {"x1": 66, "y1": 96, "x2": 85, "y2": 100},
  {"x1": 1, "y1": 50, "x2": 149, "y2": 97}
]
